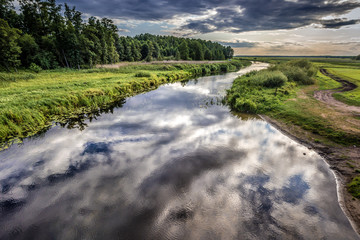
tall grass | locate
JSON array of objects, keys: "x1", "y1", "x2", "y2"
[
  {"x1": 0, "y1": 59, "x2": 251, "y2": 147},
  {"x1": 227, "y1": 59, "x2": 317, "y2": 114}
]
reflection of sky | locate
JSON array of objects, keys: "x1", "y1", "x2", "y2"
[{"x1": 0, "y1": 63, "x2": 358, "y2": 239}]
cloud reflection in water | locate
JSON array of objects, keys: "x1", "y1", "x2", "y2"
[{"x1": 0, "y1": 63, "x2": 357, "y2": 239}]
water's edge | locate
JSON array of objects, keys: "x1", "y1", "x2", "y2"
[{"x1": 260, "y1": 114, "x2": 360, "y2": 236}]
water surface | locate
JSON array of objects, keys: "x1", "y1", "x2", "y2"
[{"x1": 0, "y1": 63, "x2": 358, "y2": 239}]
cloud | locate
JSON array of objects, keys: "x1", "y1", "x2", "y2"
[
  {"x1": 320, "y1": 18, "x2": 360, "y2": 28},
  {"x1": 218, "y1": 40, "x2": 258, "y2": 48},
  {"x1": 58, "y1": 0, "x2": 360, "y2": 34}
]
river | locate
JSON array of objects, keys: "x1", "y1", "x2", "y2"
[{"x1": 0, "y1": 62, "x2": 358, "y2": 239}]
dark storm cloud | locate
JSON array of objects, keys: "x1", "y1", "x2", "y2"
[
  {"x1": 218, "y1": 41, "x2": 258, "y2": 48},
  {"x1": 59, "y1": 0, "x2": 360, "y2": 33},
  {"x1": 320, "y1": 18, "x2": 360, "y2": 28}
]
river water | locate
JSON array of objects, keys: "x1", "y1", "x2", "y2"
[{"x1": 0, "y1": 63, "x2": 358, "y2": 239}]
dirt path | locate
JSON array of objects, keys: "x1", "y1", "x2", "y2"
[
  {"x1": 314, "y1": 69, "x2": 360, "y2": 114},
  {"x1": 96, "y1": 60, "x2": 226, "y2": 69}
]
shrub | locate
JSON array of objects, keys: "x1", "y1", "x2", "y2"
[
  {"x1": 250, "y1": 70, "x2": 288, "y2": 88},
  {"x1": 282, "y1": 66, "x2": 315, "y2": 85},
  {"x1": 219, "y1": 64, "x2": 229, "y2": 72},
  {"x1": 29, "y1": 63, "x2": 42, "y2": 73},
  {"x1": 235, "y1": 99, "x2": 257, "y2": 113}
]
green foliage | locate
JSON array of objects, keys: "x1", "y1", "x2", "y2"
[
  {"x1": 0, "y1": 1, "x2": 235, "y2": 70},
  {"x1": 235, "y1": 99, "x2": 257, "y2": 113},
  {"x1": 29, "y1": 63, "x2": 42, "y2": 73},
  {"x1": 249, "y1": 70, "x2": 287, "y2": 88},
  {"x1": 270, "y1": 59, "x2": 317, "y2": 85},
  {"x1": 18, "y1": 33, "x2": 38, "y2": 67},
  {"x1": 0, "y1": 18, "x2": 21, "y2": 70},
  {"x1": 348, "y1": 176, "x2": 360, "y2": 198},
  {"x1": 227, "y1": 60, "x2": 317, "y2": 114},
  {"x1": 134, "y1": 71, "x2": 151, "y2": 78}
]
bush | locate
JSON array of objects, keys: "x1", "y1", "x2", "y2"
[
  {"x1": 134, "y1": 71, "x2": 151, "y2": 78},
  {"x1": 250, "y1": 70, "x2": 287, "y2": 88},
  {"x1": 29, "y1": 63, "x2": 42, "y2": 73},
  {"x1": 282, "y1": 66, "x2": 315, "y2": 85},
  {"x1": 235, "y1": 99, "x2": 257, "y2": 113}
]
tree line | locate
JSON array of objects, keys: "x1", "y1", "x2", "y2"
[{"x1": 0, "y1": 0, "x2": 234, "y2": 71}]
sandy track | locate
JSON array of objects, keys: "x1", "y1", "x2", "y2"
[
  {"x1": 96, "y1": 60, "x2": 226, "y2": 69},
  {"x1": 314, "y1": 69, "x2": 360, "y2": 114}
]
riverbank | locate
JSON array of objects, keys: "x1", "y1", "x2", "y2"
[
  {"x1": 0, "y1": 60, "x2": 250, "y2": 149},
  {"x1": 227, "y1": 58, "x2": 360, "y2": 234}
]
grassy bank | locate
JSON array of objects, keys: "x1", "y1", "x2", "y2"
[
  {"x1": 227, "y1": 59, "x2": 360, "y2": 146},
  {"x1": 227, "y1": 58, "x2": 360, "y2": 200},
  {"x1": 0, "y1": 60, "x2": 250, "y2": 147},
  {"x1": 327, "y1": 68, "x2": 360, "y2": 106}
]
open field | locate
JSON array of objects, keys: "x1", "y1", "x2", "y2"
[{"x1": 0, "y1": 60, "x2": 250, "y2": 148}]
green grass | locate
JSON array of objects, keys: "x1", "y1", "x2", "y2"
[
  {"x1": 325, "y1": 67, "x2": 360, "y2": 106},
  {"x1": 348, "y1": 176, "x2": 360, "y2": 199},
  {"x1": 267, "y1": 97, "x2": 360, "y2": 146},
  {"x1": 316, "y1": 70, "x2": 342, "y2": 90},
  {"x1": 0, "y1": 60, "x2": 251, "y2": 147},
  {"x1": 227, "y1": 59, "x2": 315, "y2": 114},
  {"x1": 227, "y1": 59, "x2": 360, "y2": 146}
]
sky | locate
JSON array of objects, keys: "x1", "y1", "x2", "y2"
[{"x1": 56, "y1": 0, "x2": 360, "y2": 56}]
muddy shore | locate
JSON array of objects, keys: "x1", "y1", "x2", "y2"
[
  {"x1": 260, "y1": 68, "x2": 360, "y2": 235},
  {"x1": 260, "y1": 114, "x2": 360, "y2": 236}
]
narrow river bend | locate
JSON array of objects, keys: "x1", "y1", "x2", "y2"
[{"x1": 0, "y1": 63, "x2": 358, "y2": 239}]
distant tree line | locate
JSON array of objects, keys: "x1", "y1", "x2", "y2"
[{"x1": 0, "y1": 0, "x2": 234, "y2": 71}]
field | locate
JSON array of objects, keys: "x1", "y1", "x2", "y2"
[{"x1": 0, "y1": 60, "x2": 250, "y2": 147}]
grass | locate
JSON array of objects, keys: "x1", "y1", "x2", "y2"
[
  {"x1": 325, "y1": 67, "x2": 360, "y2": 106},
  {"x1": 227, "y1": 59, "x2": 316, "y2": 114},
  {"x1": 348, "y1": 176, "x2": 360, "y2": 199},
  {"x1": 0, "y1": 60, "x2": 251, "y2": 148},
  {"x1": 227, "y1": 59, "x2": 360, "y2": 146}
]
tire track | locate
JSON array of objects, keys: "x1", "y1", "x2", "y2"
[{"x1": 314, "y1": 69, "x2": 360, "y2": 114}]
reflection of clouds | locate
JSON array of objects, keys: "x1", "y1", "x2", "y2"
[{"x1": 0, "y1": 63, "x2": 357, "y2": 239}]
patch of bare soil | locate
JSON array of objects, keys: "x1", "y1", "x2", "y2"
[{"x1": 96, "y1": 60, "x2": 226, "y2": 69}]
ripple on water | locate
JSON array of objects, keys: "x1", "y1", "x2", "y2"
[{"x1": 0, "y1": 63, "x2": 358, "y2": 239}]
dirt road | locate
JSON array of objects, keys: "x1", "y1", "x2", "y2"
[{"x1": 314, "y1": 69, "x2": 360, "y2": 114}]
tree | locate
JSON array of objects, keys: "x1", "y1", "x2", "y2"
[
  {"x1": 175, "y1": 50, "x2": 181, "y2": 60},
  {"x1": 178, "y1": 41, "x2": 189, "y2": 60},
  {"x1": 191, "y1": 41, "x2": 204, "y2": 60},
  {"x1": 0, "y1": 18, "x2": 21, "y2": 70},
  {"x1": 204, "y1": 48, "x2": 212, "y2": 60},
  {"x1": 19, "y1": 33, "x2": 38, "y2": 67},
  {"x1": 356, "y1": 55, "x2": 360, "y2": 60},
  {"x1": 0, "y1": 1, "x2": 235, "y2": 70},
  {"x1": 224, "y1": 46, "x2": 234, "y2": 59}
]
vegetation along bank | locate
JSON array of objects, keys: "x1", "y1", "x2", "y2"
[
  {"x1": 0, "y1": 60, "x2": 250, "y2": 149},
  {"x1": 227, "y1": 57, "x2": 360, "y2": 232}
]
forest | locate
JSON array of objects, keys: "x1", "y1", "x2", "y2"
[{"x1": 0, "y1": 0, "x2": 234, "y2": 71}]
